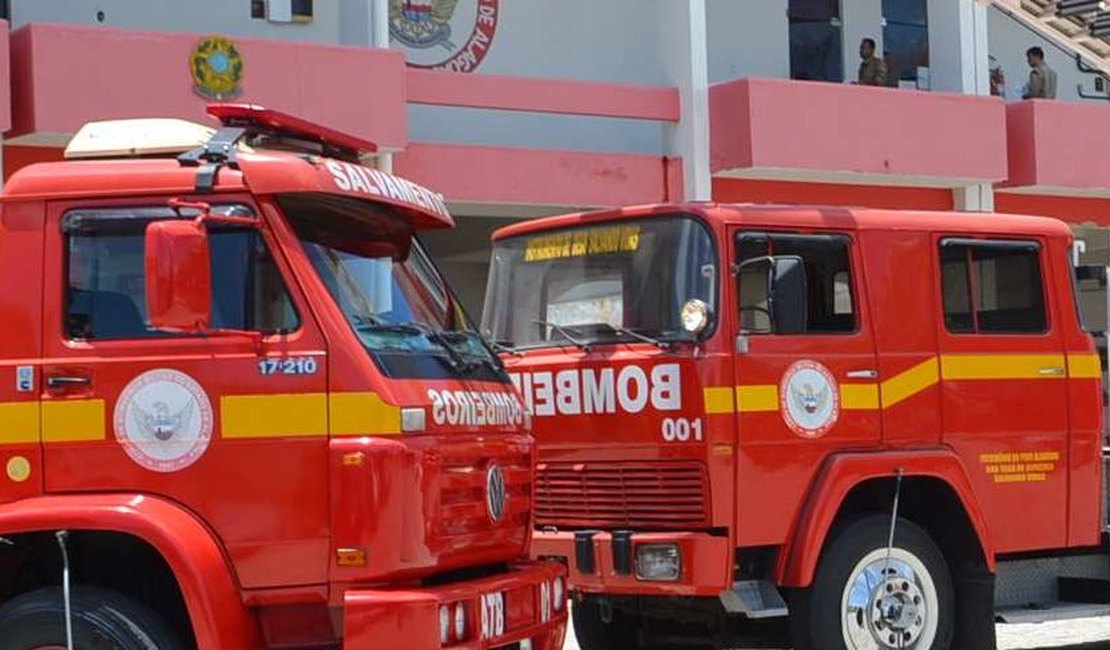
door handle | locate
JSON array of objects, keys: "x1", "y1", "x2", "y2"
[
  {"x1": 1038, "y1": 367, "x2": 1065, "y2": 376},
  {"x1": 846, "y1": 369, "x2": 879, "y2": 379},
  {"x1": 46, "y1": 375, "x2": 91, "y2": 389}
]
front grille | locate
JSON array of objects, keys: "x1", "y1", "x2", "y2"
[
  {"x1": 535, "y1": 461, "x2": 709, "y2": 530},
  {"x1": 436, "y1": 448, "x2": 532, "y2": 546}
]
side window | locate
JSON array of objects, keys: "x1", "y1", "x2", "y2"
[
  {"x1": 736, "y1": 232, "x2": 856, "y2": 334},
  {"x1": 939, "y1": 239, "x2": 1047, "y2": 334},
  {"x1": 65, "y1": 209, "x2": 299, "y2": 340}
]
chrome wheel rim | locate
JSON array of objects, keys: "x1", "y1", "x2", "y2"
[{"x1": 840, "y1": 547, "x2": 938, "y2": 649}]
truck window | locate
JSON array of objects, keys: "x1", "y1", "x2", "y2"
[
  {"x1": 736, "y1": 232, "x2": 856, "y2": 334},
  {"x1": 64, "y1": 207, "x2": 299, "y2": 340},
  {"x1": 939, "y1": 238, "x2": 1046, "y2": 334}
]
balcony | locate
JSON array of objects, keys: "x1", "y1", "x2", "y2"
[
  {"x1": 709, "y1": 77, "x2": 1008, "y2": 189},
  {"x1": 1003, "y1": 99, "x2": 1110, "y2": 197}
]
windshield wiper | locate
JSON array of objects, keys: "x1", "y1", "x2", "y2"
[
  {"x1": 610, "y1": 325, "x2": 671, "y2": 350},
  {"x1": 531, "y1": 319, "x2": 591, "y2": 352},
  {"x1": 486, "y1": 337, "x2": 523, "y2": 357}
]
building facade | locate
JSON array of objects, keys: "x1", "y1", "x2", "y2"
[{"x1": 1, "y1": 0, "x2": 1109, "y2": 322}]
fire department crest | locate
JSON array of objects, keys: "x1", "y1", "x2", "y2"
[
  {"x1": 780, "y1": 360, "x2": 839, "y2": 439},
  {"x1": 190, "y1": 36, "x2": 244, "y2": 100},
  {"x1": 114, "y1": 369, "x2": 213, "y2": 473},
  {"x1": 390, "y1": 0, "x2": 499, "y2": 72}
]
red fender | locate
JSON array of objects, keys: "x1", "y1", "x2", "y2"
[
  {"x1": 0, "y1": 494, "x2": 259, "y2": 650},
  {"x1": 774, "y1": 450, "x2": 995, "y2": 588}
]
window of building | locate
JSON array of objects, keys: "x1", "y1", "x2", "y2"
[
  {"x1": 882, "y1": 0, "x2": 929, "y2": 88},
  {"x1": 789, "y1": 0, "x2": 844, "y2": 82},
  {"x1": 64, "y1": 208, "x2": 298, "y2": 340},
  {"x1": 252, "y1": 0, "x2": 313, "y2": 23},
  {"x1": 736, "y1": 232, "x2": 856, "y2": 334},
  {"x1": 939, "y1": 239, "x2": 1047, "y2": 334}
]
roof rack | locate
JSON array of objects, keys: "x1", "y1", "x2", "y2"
[{"x1": 178, "y1": 103, "x2": 380, "y2": 193}]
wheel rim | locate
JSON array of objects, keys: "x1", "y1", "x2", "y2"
[{"x1": 840, "y1": 547, "x2": 939, "y2": 649}]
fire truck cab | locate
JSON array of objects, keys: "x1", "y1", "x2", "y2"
[
  {"x1": 0, "y1": 104, "x2": 567, "y2": 650},
  {"x1": 483, "y1": 203, "x2": 1106, "y2": 649}
]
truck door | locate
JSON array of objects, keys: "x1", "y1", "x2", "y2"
[
  {"x1": 38, "y1": 200, "x2": 331, "y2": 589},
  {"x1": 730, "y1": 230, "x2": 880, "y2": 546},
  {"x1": 935, "y1": 237, "x2": 1069, "y2": 552}
]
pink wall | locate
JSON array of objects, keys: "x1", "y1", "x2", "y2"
[
  {"x1": 710, "y1": 78, "x2": 1008, "y2": 185},
  {"x1": 394, "y1": 143, "x2": 679, "y2": 206},
  {"x1": 1005, "y1": 100, "x2": 1110, "y2": 194},
  {"x1": 8, "y1": 23, "x2": 407, "y2": 148},
  {"x1": 0, "y1": 21, "x2": 9, "y2": 135},
  {"x1": 713, "y1": 178, "x2": 954, "y2": 211},
  {"x1": 407, "y1": 69, "x2": 680, "y2": 121}
]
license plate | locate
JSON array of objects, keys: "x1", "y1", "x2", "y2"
[{"x1": 480, "y1": 591, "x2": 506, "y2": 639}]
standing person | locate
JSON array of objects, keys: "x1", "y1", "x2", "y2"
[
  {"x1": 857, "y1": 38, "x2": 887, "y2": 86},
  {"x1": 1023, "y1": 46, "x2": 1057, "y2": 99}
]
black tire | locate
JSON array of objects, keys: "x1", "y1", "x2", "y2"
[
  {"x1": 790, "y1": 515, "x2": 955, "y2": 650},
  {"x1": 572, "y1": 596, "x2": 642, "y2": 650},
  {"x1": 0, "y1": 585, "x2": 183, "y2": 650}
]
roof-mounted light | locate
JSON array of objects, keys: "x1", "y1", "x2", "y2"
[{"x1": 64, "y1": 118, "x2": 218, "y2": 160}]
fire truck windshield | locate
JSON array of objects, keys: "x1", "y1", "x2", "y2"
[
  {"x1": 482, "y1": 215, "x2": 717, "y2": 350},
  {"x1": 279, "y1": 193, "x2": 505, "y2": 381}
]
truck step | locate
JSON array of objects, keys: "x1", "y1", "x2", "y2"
[
  {"x1": 1059, "y1": 576, "x2": 1110, "y2": 604},
  {"x1": 719, "y1": 580, "x2": 789, "y2": 619},
  {"x1": 996, "y1": 602, "x2": 1110, "y2": 624}
]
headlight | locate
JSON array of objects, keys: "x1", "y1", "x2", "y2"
[
  {"x1": 636, "y1": 543, "x2": 681, "y2": 582},
  {"x1": 680, "y1": 299, "x2": 711, "y2": 334},
  {"x1": 439, "y1": 604, "x2": 451, "y2": 644},
  {"x1": 453, "y1": 602, "x2": 466, "y2": 641},
  {"x1": 553, "y1": 576, "x2": 564, "y2": 611}
]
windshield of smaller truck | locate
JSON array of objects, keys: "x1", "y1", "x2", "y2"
[
  {"x1": 482, "y1": 216, "x2": 717, "y2": 350},
  {"x1": 279, "y1": 193, "x2": 505, "y2": 381}
]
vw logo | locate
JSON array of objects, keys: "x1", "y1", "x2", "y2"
[{"x1": 486, "y1": 464, "x2": 506, "y2": 522}]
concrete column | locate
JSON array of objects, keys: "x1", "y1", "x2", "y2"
[
  {"x1": 928, "y1": 0, "x2": 991, "y2": 95},
  {"x1": 655, "y1": 0, "x2": 711, "y2": 202},
  {"x1": 954, "y1": 183, "x2": 995, "y2": 212}
]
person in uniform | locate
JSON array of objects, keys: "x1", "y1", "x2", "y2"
[
  {"x1": 1023, "y1": 46, "x2": 1057, "y2": 99},
  {"x1": 857, "y1": 38, "x2": 887, "y2": 86}
]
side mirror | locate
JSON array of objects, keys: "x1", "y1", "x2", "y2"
[
  {"x1": 145, "y1": 219, "x2": 212, "y2": 333},
  {"x1": 737, "y1": 255, "x2": 807, "y2": 334}
]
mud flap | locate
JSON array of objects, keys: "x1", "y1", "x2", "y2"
[{"x1": 952, "y1": 563, "x2": 997, "y2": 650}]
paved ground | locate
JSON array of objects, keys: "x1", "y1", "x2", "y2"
[{"x1": 561, "y1": 616, "x2": 1110, "y2": 649}]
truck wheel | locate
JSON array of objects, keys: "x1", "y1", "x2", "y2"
[
  {"x1": 571, "y1": 596, "x2": 641, "y2": 650},
  {"x1": 790, "y1": 515, "x2": 954, "y2": 650},
  {"x1": 0, "y1": 586, "x2": 183, "y2": 650}
]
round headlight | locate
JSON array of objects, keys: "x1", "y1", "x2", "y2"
[
  {"x1": 439, "y1": 605, "x2": 451, "y2": 644},
  {"x1": 453, "y1": 602, "x2": 467, "y2": 641},
  {"x1": 680, "y1": 299, "x2": 711, "y2": 334},
  {"x1": 553, "y1": 576, "x2": 565, "y2": 611}
]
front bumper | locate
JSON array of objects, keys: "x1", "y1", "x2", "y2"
[
  {"x1": 343, "y1": 560, "x2": 568, "y2": 650},
  {"x1": 531, "y1": 530, "x2": 731, "y2": 597}
]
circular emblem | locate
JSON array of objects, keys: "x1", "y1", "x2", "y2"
[
  {"x1": 486, "y1": 463, "x2": 507, "y2": 522},
  {"x1": 190, "y1": 36, "x2": 244, "y2": 100},
  {"x1": 780, "y1": 360, "x2": 840, "y2": 439},
  {"x1": 390, "y1": 0, "x2": 500, "y2": 72},
  {"x1": 6, "y1": 456, "x2": 30, "y2": 483},
  {"x1": 113, "y1": 369, "x2": 213, "y2": 473}
]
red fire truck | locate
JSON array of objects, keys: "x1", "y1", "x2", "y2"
[
  {"x1": 0, "y1": 104, "x2": 567, "y2": 650},
  {"x1": 483, "y1": 203, "x2": 1109, "y2": 649}
]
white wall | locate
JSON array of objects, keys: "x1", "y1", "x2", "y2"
[
  {"x1": 988, "y1": 5, "x2": 1110, "y2": 103},
  {"x1": 706, "y1": 0, "x2": 789, "y2": 83},
  {"x1": 10, "y1": 0, "x2": 342, "y2": 43}
]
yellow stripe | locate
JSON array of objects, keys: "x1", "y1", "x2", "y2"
[
  {"x1": 221, "y1": 393, "x2": 328, "y2": 439},
  {"x1": 941, "y1": 354, "x2": 1066, "y2": 380},
  {"x1": 42, "y1": 399, "x2": 105, "y2": 442},
  {"x1": 881, "y1": 357, "x2": 940, "y2": 409},
  {"x1": 703, "y1": 387, "x2": 735, "y2": 414},
  {"x1": 0, "y1": 402, "x2": 39, "y2": 444},
  {"x1": 841, "y1": 384, "x2": 880, "y2": 410},
  {"x1": 736, "y1": 385, "x2": 778, "y2": 413},
  {"x1": 1068, "y1": 353, "x2": 1102, "y2": 379},
  {"x1": 329, "y1": 392, "x2": 401, "y2": 436}
]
